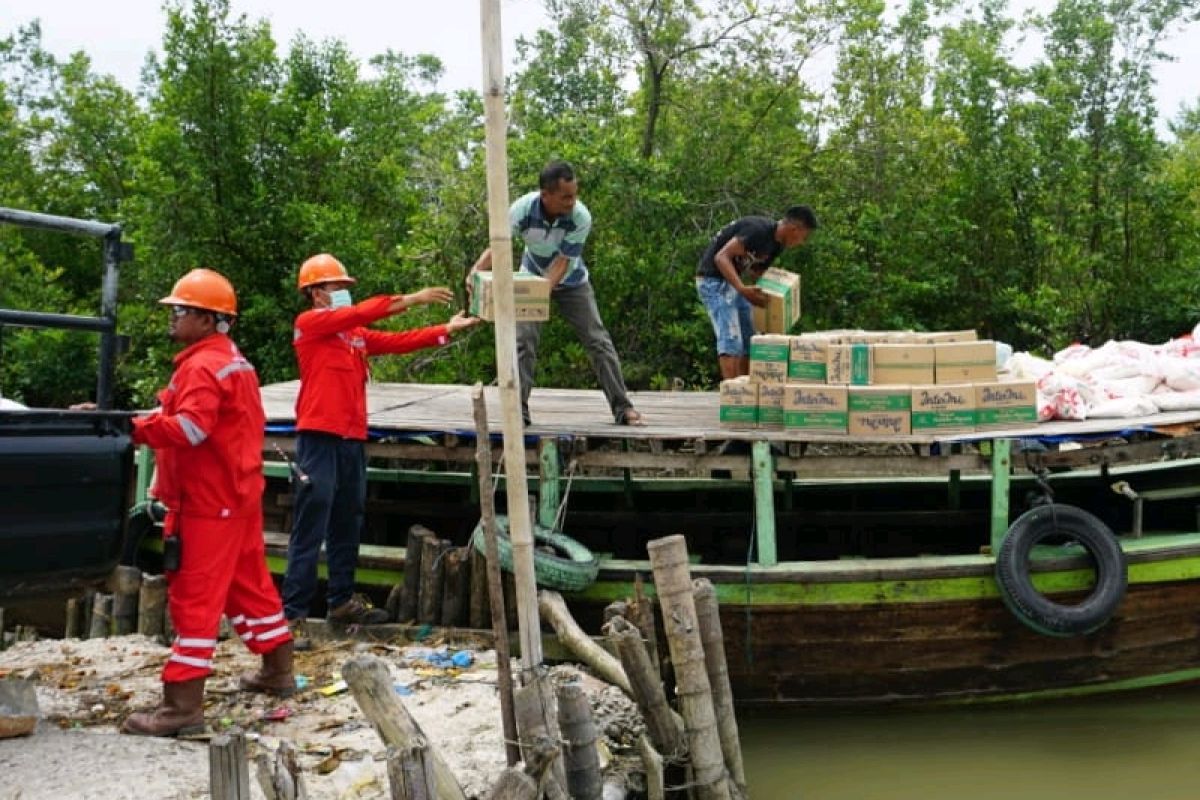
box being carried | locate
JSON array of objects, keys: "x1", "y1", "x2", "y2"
[
  {"x1": 911, "y1": 384, "x2": 976, "y2": 435},
  {"x1": 751, "y1": 267, "x2": 802, "y2": 334},
  {"x1": 849, "y1": 386, "x2": 911, "y2": 436},
  {"x1": 469, "y1": 271, "x2": 551, "y2": 322},
  {"x1": 975, "y1": 380, "x2": 1038, "y2": 430},
  {"x1": 719, "y1": 377, "x2": 758, "y2": 429},
  {"x1": 784, "y1": 384, "x2": 848, "y2": 434}
]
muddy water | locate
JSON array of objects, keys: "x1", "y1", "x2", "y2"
[{"x1": 740, "y1": 686, "x2": 1200, "y2": 799}]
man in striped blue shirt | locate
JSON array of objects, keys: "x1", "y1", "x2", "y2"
[{"x1": 470, "y1": 160, "x2": 642, "y2": 426}]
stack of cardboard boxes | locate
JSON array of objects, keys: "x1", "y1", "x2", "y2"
[{"x1": 720, "y1": 329, "x2": 1037, "y2": 436}]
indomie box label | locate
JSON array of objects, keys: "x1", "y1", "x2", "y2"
[
  {"x1": 719, "y1": 377, "x2": 758, "y2": 428},
  {"x1": 788, "y1": 335, "x2": 830, "y2": 382},
  {"x1": 975, "y1": 381, "x2": 1038, "y2": 429},
  {"x1": 848, "y1": 387, "x2": 911, "y2": 437},
  {"x1": 757, "y1": 383, "x2": 786, "y2": 429},
  {"x1": 827, "y1": 344, "x2": 872, "y2": 385},
  {"x1": 911, "y1": 384, "x2": 976, "y2": 434},
  {"x1": 784, "y1": 384, "x2": 848, "y2": 434},
  {"x1": 749, "y1": 335, "x2": 790, "y2": 384}
]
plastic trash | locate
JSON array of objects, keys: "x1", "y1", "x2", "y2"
[
  {"x1": 393, "y1": 683, "x2": 413, "y2": 696},
  {"x1": 451, "y1": 650, "x2": 474, "y2": 668}
]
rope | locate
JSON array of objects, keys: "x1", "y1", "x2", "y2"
[{"x1": 551, "y1": 454, "x2": 577, "y2": 532}]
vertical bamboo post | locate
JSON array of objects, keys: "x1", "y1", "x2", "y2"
[
  {"x1": 631, "y1": 574, "x2": 662, "y2": 676},
  {"x1": 513, "y1": 676, "x2": 569, "y2": 800},
  {"x1": 647, "y1": 535, "x2": 731, "y2": 800},
  {"x1": 538, "y1": 438, "x2": 560, "y2": 529},
  {"x1": 65, "y1": 598, "x2": 81, "y2": 639},
  {"x1": 989, "y1": 437, "x2": 1012, "y2": 553},
  {"x1": 89, "y1": 593, "x2": 113, "y2": 639},
  {"x1": 605, "y1": 616, "x2": 684, "y2": 760},
  {"x1": 209, "y1": 729, "x2": 251, "y2": 799},
  {"x1": 138, "y1": 574, "x2": 168, "y2": 637},
  {"x1": 556, "y1": 681, "x2": 603, "y2": 800},
  {"x1": 440, "y1": 547, "x2": 470, "y2": 628},
  {"x1": 468, "y1": 547, "x2": 490, "y2": 629},
  {"x1": 400, "y1": 525, "x2": 433, "y2": 623},
  {"x1": 386, "y1": 743, "x2": 437, "y2": 800},
  {"x1": 111, "y1": 565, "x2": 142, "y2": 635},
  {"x1": 418, "y1": 536, "x2": 447, "y2": 626},
  {"x1": 479, "y1": 0, "x2": 541, "y2": 672},
  {"x1": 471, "y1": 383, "x2": 520, "y2": 768},
  {"x1": 693, "y1": 579, "x2": 745, "y2": 793}
]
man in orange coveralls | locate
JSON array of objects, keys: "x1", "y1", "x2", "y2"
[
  {"x1": 122, "y1": 268, "x2": 295, "y2": 737},
  {"x1": 282, "y1": 254, "x2": 479, "y2": 644}
]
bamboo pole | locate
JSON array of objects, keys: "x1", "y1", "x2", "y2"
[
  {"x1": 64, "y1": 598, "x2": 81, "y2": 639},
  {"x1": 556, "y1": 681, "x2": 603, "y2": 800},
  {"x1": 89, "y1": 593, "x2": 113, "y2": 639},
  {"x1": 468, "y1": 547, "x2": 490, "y2": 629},
  {"x1": 631, "y1": 574, "x2": 662, "y2": 676},
  {"x1": 111, "y1": 565, "x2": 142, "y2": 635},
  {"x1": 400, "y1": 525, "x2": 434, "y2": 623},
  {"x1": 478, "y1": 0, "x2": 541, "y2": 672},
  {"x1": 342, "y1": 655, "x2": 466, "y2": 800},
  {"x1": 472, "y1": 384, "x2": 520, "y2": 768},
  {"x1": 538, "y1": 590, "x2": 632, "y2": 696},
  {"x1": 209, "y1": 729, "x2": 251, "y2": 800},
  {"x1": 418, "y1": 537, "x2": 448, "y2": 626},
  {"x1": 138, "y1": 574, "x2": 168, "y2": 637},
  {"x1": 605, "y1": 616, "x2": 685, "y2": 760},
  {"x1": 693, "y1": 579, "x2": 745, "y2": 793},
  {"x1": 386, "y1": 744, "x2": 436, "y2": 800},
  {"x1": 647, "y1": 535, "x2": 731, "y2": 800},
  {"x1": 637, "y1": 735, "x2": 666, "y2": 800},
  {"x1": 440, "y1": 547, "x2": 470, "y2": 628},
  {"x1": 513, "y1": 676, "x2": 568, "y2": 800}
]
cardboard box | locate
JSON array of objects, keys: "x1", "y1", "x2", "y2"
[
  {"x1": 872, "y1": 344, "x2": 935, "y2": 385},
  {"x1": 827, "y1": 343, "x2": 872, "y2": 385},
  {"x1": 469, "y1": 271, "x2": 551, "y2": 322},
  {"x1": 918, "y1": 329, "x2": 979, "y2": 344},
  {"x1": 848, "y1": 386, "x2": 911, "y2": 436},
  {"x1": 911, "y1": 384, "x2": 976, "y2": 434},
  {"x1": 751, "y1": 267, "x2": 802, "y2": 334},
  {"x1": 975, "y1": 380, "x2": 1038, "y2": 430},
  {"x1": 788, "y1": 335, "x2": 831, "y2": 382},
  {"x1": 784, "y1": 384, "x2": 848, "y2": 434},
  {"x1": 719, "y1": 377, "x2": 758, "y2": 429},
  {"x1": 748, "y1": 335, "x2": 790, "y2": 385},
  {"x1": 935, "y1": 341, "x2": 997, "y2": 384},
  {"x1": 757, "y1": 382, "x2": 786, "y2": 430}
]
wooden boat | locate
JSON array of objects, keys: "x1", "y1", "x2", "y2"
[{"x1": 234, "y1": 383, "x2": 1200, "y2": 706}]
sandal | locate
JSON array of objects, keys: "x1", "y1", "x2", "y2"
[{"x1": 618, "y1": 408, "x2": 645, "y2": 426}]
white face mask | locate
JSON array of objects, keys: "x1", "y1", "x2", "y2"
[{"x1": 327, "y1": 289, "x2": 352, "y2": 309}]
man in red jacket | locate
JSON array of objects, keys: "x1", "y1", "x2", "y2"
[
  {"x1": 282, "y1": 254, "x2": 478, "y2": 642},
  {"x1": 122, "y1": 268, "x2": 294, "y2": 737}
]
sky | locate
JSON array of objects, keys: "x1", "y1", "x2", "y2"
[{"x1": 1, "y1": 0, "x2": 1196, "y2": 131}]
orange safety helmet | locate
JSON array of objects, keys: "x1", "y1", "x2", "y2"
[
  {"x1": 297, "y1": 253, "x2": 356, "y2": 291},
  {"x1": 158, "y1": 268, "x2": 238, "y2": 316}
]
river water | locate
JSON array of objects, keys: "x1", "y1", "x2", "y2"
[{"x1": 740, "y1": 685, "x2": 1200, "y2": 800}]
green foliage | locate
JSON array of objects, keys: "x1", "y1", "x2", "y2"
[{"x1": 3, "y1": 0, "x2": 1200, "y2": 407}]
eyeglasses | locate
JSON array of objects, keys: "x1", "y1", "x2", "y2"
[{"x1": 169, "y1": 306, "x2": 201, "y2": 318}]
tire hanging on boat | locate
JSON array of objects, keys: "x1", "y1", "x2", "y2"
[
  {"x1": 471, "y1": 515, "x2": 600, "y2": 593},
  {"x1": 995, "y1": 504, "x2": 1127, "y2": 637}
]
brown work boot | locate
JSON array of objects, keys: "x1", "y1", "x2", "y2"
[
  {"x1": 121, "y1": 678, "x2": 206, "y2": 737},
  {"x1": 239, "y1": 640, "x2": 296, "y2": 697},
  {"x1": 328, "y1": 594, "x2": 389, "y2": 626}
]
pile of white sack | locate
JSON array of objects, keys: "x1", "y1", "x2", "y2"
[{"x1": 1005, "y1": 322, "x2": 1200, "y2": 421}]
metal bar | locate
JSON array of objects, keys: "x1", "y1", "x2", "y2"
[
  {"x1": 989, "y1": 438, "x2": 1012, "y2": 552},
  {"x1": 96, "y1": 231, "x2": 126, "y2": 409},
  {"x1": 0, "y1": 207, "x2": 119, "y2": 239},
  {"x1": 752, "y1": 440, "x2": 778, "y2": 566},
  {"x1": 538, "y1": 437, "x2": 560, "y2": 529},
  {"x1": 0, "y1": 310, "x2": 114, "y2": 333},
  {"x1": 134, "y1": 446, "x2": 154, "y2": 504}
]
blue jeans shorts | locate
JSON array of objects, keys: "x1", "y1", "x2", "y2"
[{"x1": 696, "y1": 276, "x2": 754, "y2": 357}]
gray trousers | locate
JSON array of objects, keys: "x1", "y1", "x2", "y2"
[{"x1": 517, "y1": 280, "x2": 632, "y2": 422}]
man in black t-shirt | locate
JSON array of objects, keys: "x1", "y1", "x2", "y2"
[{"x1": 696, "y1": 205, "x2": 818, "y2": 379}]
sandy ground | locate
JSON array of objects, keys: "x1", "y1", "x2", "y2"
[{"x1": 0, "y1": 634, "x2": 643, "y2": 799}]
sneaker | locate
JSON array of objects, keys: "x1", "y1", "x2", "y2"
[
  {"x1": 328, "y1": 594, "x2": 390, "y2": 626},
  {"x1": 288, "y1": 618, "x2": 312, "y2": 652}
]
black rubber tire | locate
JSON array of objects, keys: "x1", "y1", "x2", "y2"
[
  {"x1": 995, "y1": 504, "x2": 1127, "y2": 638},
  {"x1": 471, "y1": 515, "x2": 600, "y2": 593}
]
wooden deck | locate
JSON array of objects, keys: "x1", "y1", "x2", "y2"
[{"x1": 260, "y1": 381, "x2": 1200, "y2": 444}]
